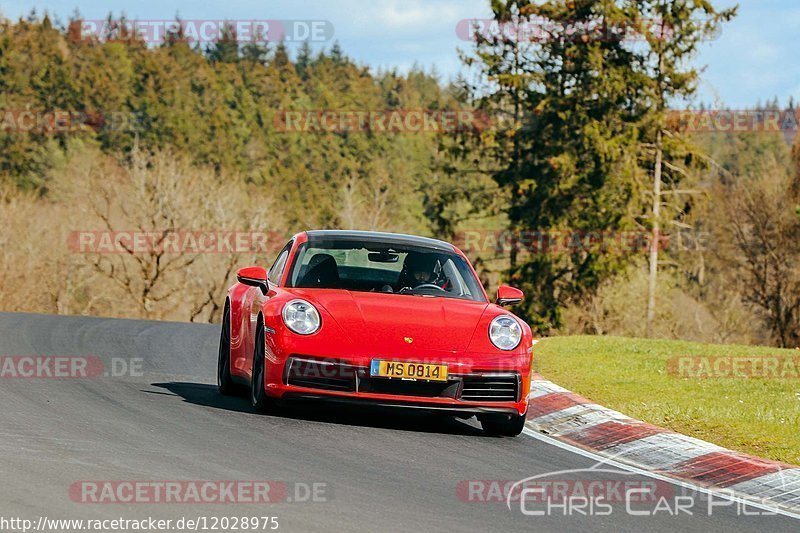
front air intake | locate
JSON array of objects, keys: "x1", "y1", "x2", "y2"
[
  {"x1": 460, "y1": 374, "x2": 519, "y2": 402},
  {"x1": 285, "y1": 358, "x2": 357, "y2": 392}
]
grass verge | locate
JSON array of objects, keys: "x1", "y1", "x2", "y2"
[{"x1": 534, "y1": 336, "x2": 800, "y2": 465}]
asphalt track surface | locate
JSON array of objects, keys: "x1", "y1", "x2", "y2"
[{"x1": 0, "y1": 312, "x2": 797, "y2": 532}]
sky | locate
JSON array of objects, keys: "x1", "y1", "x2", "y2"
[{"x1": 2, "y1": 0, "x2": 797, "y2": 108}]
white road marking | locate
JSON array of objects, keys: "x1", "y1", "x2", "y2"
[{"x1": 521, "y1": 426, "x2": 800, "y2": 521}]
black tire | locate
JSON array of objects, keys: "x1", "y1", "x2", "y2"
[
  {"x1": 250, "y1": 320, "x2": 278, "y2": 414},
  {"x1": 217, "y1": 304, "x2": 236, "y2": 395},
  {"x1": 479, "y1": 413, "x2": 526, "y2": 437}
]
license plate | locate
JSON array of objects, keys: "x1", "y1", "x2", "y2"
[{"x1": 370, "y1": 360, "x2": 448, "y2": 382}]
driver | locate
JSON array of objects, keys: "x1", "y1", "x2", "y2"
[{"x1": 399, "y1": 252, "x2": 441, "y2": 289}]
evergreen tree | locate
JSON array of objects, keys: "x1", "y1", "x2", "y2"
[
  {"x1": 207, "y1": 23, "x2": 239, "y2": 63},
  {"x1": 460, "y1": 0, "x2": 734, "y2": 333},
  {"x1": 295, "y1": 41, "x2": 312, "y2": 80}
]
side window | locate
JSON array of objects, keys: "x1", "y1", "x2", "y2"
[{"x1": 268, "y1": 242, "x2": 292, "y2": 284}]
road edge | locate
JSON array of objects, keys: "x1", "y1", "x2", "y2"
[{"x1": 526, "y1": 371, "x2": 800, "y2": 515}]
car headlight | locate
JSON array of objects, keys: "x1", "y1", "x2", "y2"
[
  {"x1": 489, "y1": 315, "x2": 522, "y2": 351},
  {"x1": 282, "y1": 299, "x2": 321, "y2": 335}
]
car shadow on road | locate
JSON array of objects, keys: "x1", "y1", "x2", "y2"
[{"x1": 149, "y1": 381, "x2": 488, "y2": 437}]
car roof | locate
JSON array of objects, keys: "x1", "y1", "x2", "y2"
[{"x1": 304, "y1": 230, "x2": 455, "y2": 252}]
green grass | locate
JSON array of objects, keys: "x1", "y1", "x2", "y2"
[{"x1": 534, "y1": 336, "x2": 800, "y2": 465}]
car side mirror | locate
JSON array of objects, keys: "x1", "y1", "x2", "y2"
[
  {"x1": 237, "y1": 266, "x2": 269, "y2": 295},
  {"x1": 496, "y1": 285, "x2": 524, "y2": 306}
]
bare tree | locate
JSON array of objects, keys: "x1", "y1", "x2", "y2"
[
  {"x1": 716, "y1": 170, "x2": 800, "y2": 347},
  {"x1": 59, "y1": 148, "x2": 281, "y2": 322}
]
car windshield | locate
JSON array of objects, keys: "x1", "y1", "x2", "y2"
[{"x1": 287, "y1": 239, "x2": 486, "y2": 302}]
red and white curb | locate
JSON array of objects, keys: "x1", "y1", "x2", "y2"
[{"x1": 525, "y1": 373, "x2": 800, "y2": 515}]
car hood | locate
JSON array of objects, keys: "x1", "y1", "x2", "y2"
[{"x1": 292, "y1": 289, "x2": 490, "y2": 354}]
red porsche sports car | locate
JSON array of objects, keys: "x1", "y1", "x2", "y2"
[{"x1": 218, "y1": 230, "x2": 533, "y2": 436}]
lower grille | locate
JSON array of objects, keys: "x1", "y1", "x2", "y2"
[
  {"x1": 460, "y1": 374, "x2": 519, "y2": 402},
  {"x1": 361, "y1": 378, "x2": 459, "y2": 398},
  {"x1": 285, "y1": 358, "x2": 357, "y2": 392}
]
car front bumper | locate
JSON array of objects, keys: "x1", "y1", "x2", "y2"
[{"x1": 265, "y1": 356, "x2": 530, "y2": 416}]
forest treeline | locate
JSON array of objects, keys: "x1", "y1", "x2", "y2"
[{"x1": 1, "y1": 4, "x2": 799, "y2": 347}]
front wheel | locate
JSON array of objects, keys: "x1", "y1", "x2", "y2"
[
  {"x1": 251, "y1": 322, "x2": 278, "y2": 414},
  {"x1": 479, "y1": 413, "x2": 526, "y2": 437},
  {"x1": 217, "y1": 305, "x2": 236, "y2": 395}
]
